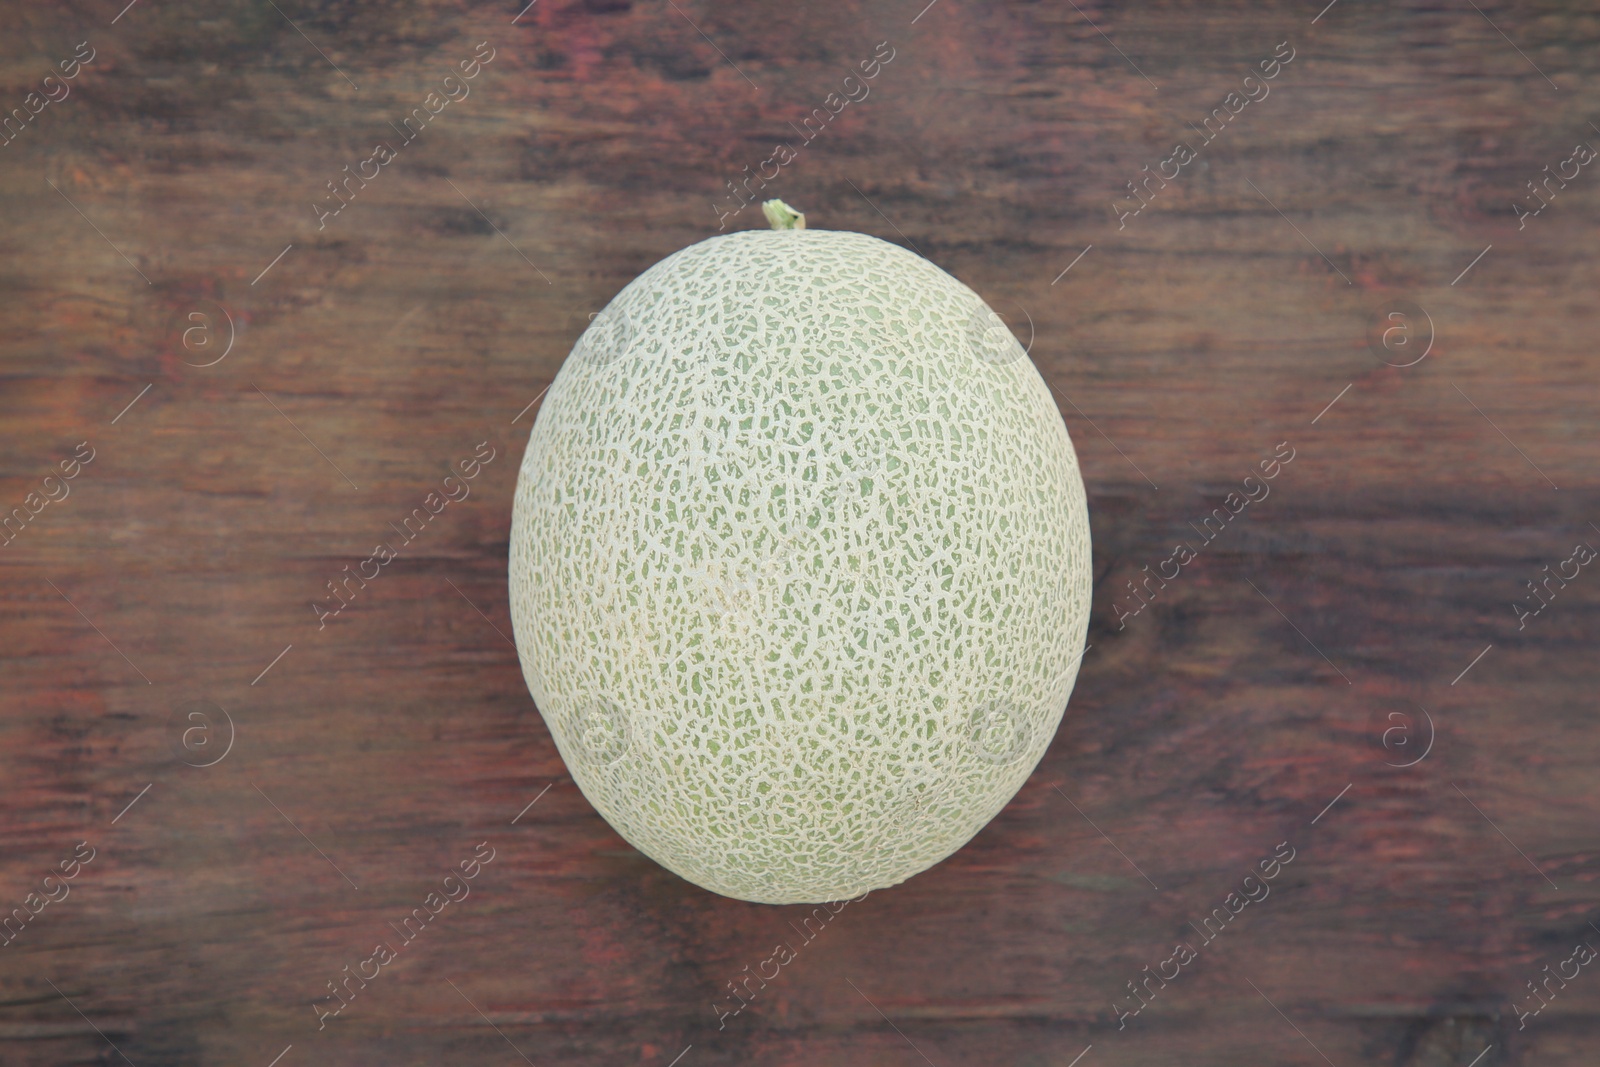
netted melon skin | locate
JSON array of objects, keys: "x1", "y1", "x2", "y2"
[{"x1": 509, "y1": 229, "x2": 1091, "y2": 904}]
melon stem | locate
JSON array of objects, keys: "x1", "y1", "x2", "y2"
[{"x1": 762, "y1": 199, "x2": 806, "y2": 230}]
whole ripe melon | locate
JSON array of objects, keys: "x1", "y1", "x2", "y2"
[{"x1": 509, "y1": 212, "x2": 1091, "y2": 904}]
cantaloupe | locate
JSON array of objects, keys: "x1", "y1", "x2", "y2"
[{"x1": 509, "y1": 204, "x2": 1091, "y2": 903}]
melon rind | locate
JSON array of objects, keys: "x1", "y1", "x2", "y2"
[{"x1": 509, "y1": 229, "x2": 1091, "y2": 904}]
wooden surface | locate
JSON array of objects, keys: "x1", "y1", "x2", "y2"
[{"x1": 3, "y1": 1, "x2": 1599, "y2": 1064}]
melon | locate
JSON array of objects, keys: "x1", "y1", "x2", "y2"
[{"x1": 509, "y1": 204, "x2": 1091, "y2": 904}]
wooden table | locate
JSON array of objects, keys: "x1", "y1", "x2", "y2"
[{"x1": 2, "y1": 1, "x2": 1596, "y2": 1063}]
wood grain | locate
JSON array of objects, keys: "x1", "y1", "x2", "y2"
[{"x1": 2, "y1": 0, "x2": 1598, "y2": 1063}]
